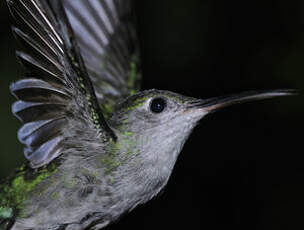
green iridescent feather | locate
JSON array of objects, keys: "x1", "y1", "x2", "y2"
[{"x1": 0, "y1": 163, "x2": 58, "y2": 225}]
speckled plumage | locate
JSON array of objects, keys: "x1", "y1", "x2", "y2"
[{"x1": 0, "y1": 0, "x2": 294, "y2": 229}]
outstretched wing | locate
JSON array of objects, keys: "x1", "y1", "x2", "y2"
[
  {"x1": 8, "y1": 0, "x2": 124, "y2": 168},
  {"x1": 63, "y1": 0, "x2": 141, "y2": 117}
]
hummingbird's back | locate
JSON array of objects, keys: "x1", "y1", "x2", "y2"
[{"x1": 0, "y1": 163, "x2": 59, "y2": 229}]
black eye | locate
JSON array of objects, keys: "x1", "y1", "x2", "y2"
[{"x1": 150, "y1": 98, "x2": 167, "y2": 113}]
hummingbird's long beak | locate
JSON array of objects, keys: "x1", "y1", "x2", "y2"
[{"x1": 188, "y1": 89, "x2": 296, "y2": 114}]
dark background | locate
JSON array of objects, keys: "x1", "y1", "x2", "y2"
[{"x1": 0, "y1": 0, "x2": 303, "y2": 229}]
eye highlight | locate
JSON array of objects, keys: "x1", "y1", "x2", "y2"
[{"x1": 150, "y1": 97, "x2": 167, "y2": 113}]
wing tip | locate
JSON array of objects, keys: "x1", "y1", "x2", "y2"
[
  {"x1": 10, "y1": 81, "x2": 18, "y2": 98},
  {"x1": 11, "y1": 100, "x2": 24, "y2": 122},
  {"x1": 25, "y1": 136, "x2": 64, "y2": 169}
]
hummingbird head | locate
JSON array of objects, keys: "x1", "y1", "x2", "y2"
[
  {"x1": 110, "y1": 89, "x2": 205, "y2": 159},
  {"x1": 108, "y1": 89, "x2": 293, "y2": 199},
  {"x1": 111, "y1": 89, "x2": 203, "y2": 134}
]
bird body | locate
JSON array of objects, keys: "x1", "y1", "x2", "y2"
[
  {"x1": 0, "y1": 89, "x2": 205, "y2": 229},
  {"x1": 0, "y1": 0, "x2": 294, "y2": 229}
]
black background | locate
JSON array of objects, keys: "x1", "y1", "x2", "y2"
[{"x1": 0, "y1": 1, "x2": 303, "y2": 229}]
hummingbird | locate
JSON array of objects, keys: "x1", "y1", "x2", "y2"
[{"x1": 0, "y1": 0, "x2": 294, "y2": 229}]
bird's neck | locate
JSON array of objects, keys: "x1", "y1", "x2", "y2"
[{"x1": 104, "y1": 129, "x2": 184, "y2": 201}]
